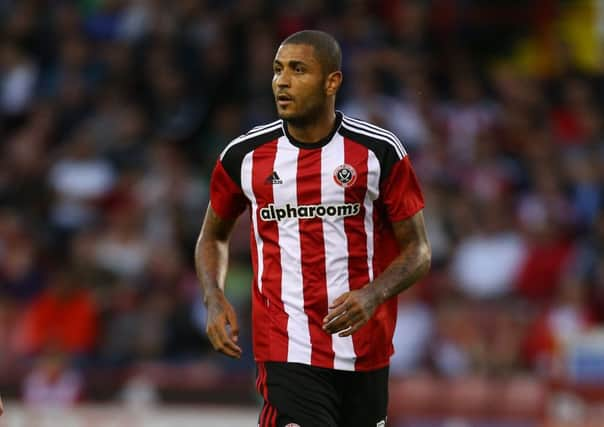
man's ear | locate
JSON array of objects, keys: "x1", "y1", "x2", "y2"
[{"x1": 325, "y1": 71, "x2": 343, "y2": 96}]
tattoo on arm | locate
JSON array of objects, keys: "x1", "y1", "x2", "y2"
[{"x1": 371, "y1": 210, "x2": 431, "y2": 304}]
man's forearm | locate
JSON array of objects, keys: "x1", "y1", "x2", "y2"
[
  {"x1": 370, "y1": 242, "x2": 431, "y2": 305},
  {"x1": 195, "y1": 236, "x2": 229, "y2": 304},
  {"x1": 195, "y1": 206, "x2": 242, "y2": 358},
  {"x1": 195, "y1": 207, "x2": 236, "y2": 305}
]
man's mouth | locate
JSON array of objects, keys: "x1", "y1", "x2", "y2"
[{"x1": 277, "y1": 93, "x2": 293, "y2": 106}]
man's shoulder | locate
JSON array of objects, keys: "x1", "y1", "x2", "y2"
[
  {"x1": 220, "y1": 119, "x2": 284, "y2": 161},
  {"x1": 338, "y1": 113, "x2": 407, "y2": 161}
]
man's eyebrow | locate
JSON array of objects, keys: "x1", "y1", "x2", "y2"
[
  {"x1": 287, "y1": 60, "x2": 307, "y2": 68},
  {"x1": 273, "y1": 59, "x2": 309, "y2": 68}
]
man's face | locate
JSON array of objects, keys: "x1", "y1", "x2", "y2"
[{"x1": 272, "y1": 43, "x2": 327, "y2": 125}]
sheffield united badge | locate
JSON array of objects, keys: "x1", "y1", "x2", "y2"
[{"x1": 333, "y1": 164, "x2": 357, "y2": 188}]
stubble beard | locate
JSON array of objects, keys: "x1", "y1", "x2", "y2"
[{"x1": 279, "y1": 98, "x2": 326, "y2": 129}]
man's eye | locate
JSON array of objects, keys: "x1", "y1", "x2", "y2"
[{"x1": 295, "y1": 67, "x2": 304, "y2": 73}]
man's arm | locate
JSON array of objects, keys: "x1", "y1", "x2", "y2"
[
  {"x1": 195, "y1": 205, "x2": 242, "y2": 358},
  {"x1": 0, "y1": 394, "x2": 3, "y2": 416},
  {"x1": 323, "y1": 210, "x2": 431, "y2": 336}
]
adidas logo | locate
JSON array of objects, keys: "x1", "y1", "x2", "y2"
[{"x1": 265, "y1": 171, "x2": 283, "y2": 184}]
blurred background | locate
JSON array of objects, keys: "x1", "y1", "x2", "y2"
[{"x1": 0, "y1": 0, "x2": 603, "y2": 426}]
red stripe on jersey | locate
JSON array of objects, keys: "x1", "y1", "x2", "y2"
[
  {"x1": 296, "y1": 149, "x2": 334, "y2": 368},
  {"x1": 342, "y1": 138, "x2": 371, "y2": 369},
  {"x1": 252, "y1": 141, "x2": 288, "y2": 361}
]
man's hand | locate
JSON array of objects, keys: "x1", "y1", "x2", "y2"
[
  {"x1": 205, "y1": 290, "x2": 242, "y2": 358},
  {"x1": 322, "y1": 286, "x2": 381, "y2": 337},
  {"x1": 0, "y1": 394, "x2": 4, "y2": 416}
]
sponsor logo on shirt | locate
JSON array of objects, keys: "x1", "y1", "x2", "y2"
[{"x1": 259, "y1": 203, "x2": 360, "y2": 221}]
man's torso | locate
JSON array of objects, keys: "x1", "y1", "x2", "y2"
[{"x1": 211, "y1": 112, "x2": 424, "y2": 371}]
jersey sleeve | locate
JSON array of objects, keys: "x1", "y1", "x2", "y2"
[
  {"x1": 209, "y1": 159, "x2": 248, "y2": 220},
  {"x1": 380, "y1": 155, "x2": 425, "y2": 222}
]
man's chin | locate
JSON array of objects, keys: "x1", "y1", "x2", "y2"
[{"x1": 276, "y1": 108, "x2": 297, "y2": 120}]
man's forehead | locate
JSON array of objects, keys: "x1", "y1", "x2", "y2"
[{"x1": 274, "y1": 43, "x2": 319, "y2": 65}]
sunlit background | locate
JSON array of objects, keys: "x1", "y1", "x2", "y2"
[{"x1": 1, "y1": 0, "x2": 604, "y2": 426}]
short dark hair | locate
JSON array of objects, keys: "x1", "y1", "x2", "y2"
[{"x1": 282, "y1": 30, "x2": 342, "y2": 74}]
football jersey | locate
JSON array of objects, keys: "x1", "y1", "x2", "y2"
[{"x1": 210, "y1": 111, "x2": 424, "y2": 371}]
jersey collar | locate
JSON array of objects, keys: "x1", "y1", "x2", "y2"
[{"x1": 282, "y1": 111, "x2": 343, "y2": 149}]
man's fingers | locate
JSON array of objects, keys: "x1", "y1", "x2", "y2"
[
  {"x1": 212, "y1": 331, "x2": 242, "y2": 358},
  {"x1": 324, "y1": 308, "x2": 364, "y2": 334},
  {"x1": 324, "y1": 289, "x2": 377, "y2": 336},
  {"x1": 214, "y1": 319, "x2": 242, "y2": 353},
  {"x1": 329, "y1": 292, "x2": 349, "y2": 309},
  {"x1": 225, "y1": 309, "x2": 240, "y2": 342},
  {"x1": 218, "y1": 342, "x2": 241, "y2": 358},
  {"x1": 339, "y1": 316, "x2": 366, "y2": 337},
  {"x1": 323, "y1": 310, "x2": 351, "y2": 333},
  {"x1": 213, "y1": 322, "x2": 242, "y2": 357},
  {"x1": 336, "y1": 312, "x2": 364, "y2": 335},
  {"x1": 323, "y1": 297, "x2": 352, "y2": 325},
  {"x1": 323, "y1": 307, "x2": 347, "y2": 330},
  {"x1": 207, "y1": 316, "x2": 242, "y2": 358}
]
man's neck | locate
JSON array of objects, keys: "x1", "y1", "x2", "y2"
[{"x1": 286, "y1": 110, "x2": 337, "y2": 144}]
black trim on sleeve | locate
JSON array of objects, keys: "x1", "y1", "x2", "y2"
[
  {"x1": 220, "y1": 127, "x2": 284, "y2": 188},
  {"x1": 338, "y1": 125, "x2": 402, "y2": 182}
]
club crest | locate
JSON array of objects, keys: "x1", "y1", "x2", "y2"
[{"x1": 333, "y1": 164, "x2": 357, "y2": 188}]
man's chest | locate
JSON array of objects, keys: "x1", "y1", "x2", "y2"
[{"x1": 243, "y1": 144, "x2": 378, "y2": 208}]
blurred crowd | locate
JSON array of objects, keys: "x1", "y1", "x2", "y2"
[{"x1": 0, "y1": 0, "x2": 603, "y2": 408}]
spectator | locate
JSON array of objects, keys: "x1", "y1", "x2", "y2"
[
  {"x1": 391, "y1": 286, "x2": 434, "y2": 376},
  {"x1": 451, "y1": 199, "x2": 526, "y2": 299},
  {"x1": 522, "y1": 276, "x2": 594, "y2": 373},
  {"x1": 22, "y1": 349, "x2": 83, "y2": 406},
  {"x1": 94, "y1": 199, "x2": 149, "y2": 280},
  {"x1": 0, "y1": 41, "x2": 38, "y2": 121},
  {"x1": 14, "y1": 269, "x2": 98, "y2": 357},
  {"x1": 48, "y1": 127, "x2": 116, "y2": 234}
]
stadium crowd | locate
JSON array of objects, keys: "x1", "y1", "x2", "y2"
[{"x1": 0, "y1": 0, "x2": 603, "y2": 416}]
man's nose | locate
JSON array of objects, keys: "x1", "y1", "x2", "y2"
[{"x1": 276, "y1": 71, "x2": 291, "y2": 87}]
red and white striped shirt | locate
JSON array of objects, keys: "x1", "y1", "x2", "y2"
[{"x1": 210, "y1": 112, "x2": 424, "y2": 371}]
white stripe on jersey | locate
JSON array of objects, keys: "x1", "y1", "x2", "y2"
[
  {"x1": 342, "y1": 116, "x2": 407, "y2": 159},
  {"x1": 364, "y1": 150, "x2": 381, "y2": 282},
  {"x1": 273, "y1": 136, "x2": 311, "y2": 365},
  {"x1": 241, "y1": 151, "x2": 264, "y2": 292},
  {"x1": 219, "y1": 122, "x2": 282, "y2": 160},
  {"x1": 250, "y1": 119, "x2": 282, "y2": 133},
  {"x1": 343, "y1": 115, "x2": 407, "y2": 156},
  {"x1": 343, "y1": 115, "x2": 405, "y2": 149},
  {"x1": 320, "y1": 133, "x2": 357, "y2": 370}
]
